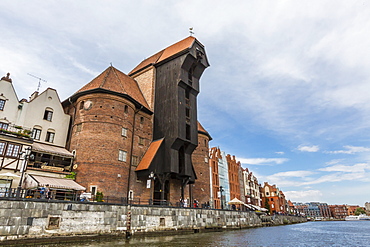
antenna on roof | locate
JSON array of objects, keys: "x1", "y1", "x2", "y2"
[
  {"x1": 189, "y1": 27, "x2": 194, "y2": 36},
  {"x1": 27, "y1": 73, "x2": 47, "y2": 92}
]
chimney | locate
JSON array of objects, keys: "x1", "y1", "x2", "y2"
[{"x1": 1, "y1": 73, "x2": 12, "y2": 82}]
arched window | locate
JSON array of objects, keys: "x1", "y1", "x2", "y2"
[
  {"x1": 45, "y1": 129, "x2": 55, "y2": 143},
  {"x1": 31, "y1": 125, "x2": 42, "y2": 140},
  {"x1": 43, "y1": 107, "x2": 53, "y2": 121}
]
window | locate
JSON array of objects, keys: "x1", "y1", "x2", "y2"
[
  {"x1": 76, "y1": 123, "x2": 82, "y2": 132},
  {"x1": 139, "y1": 137, "x2": 144, "y2": 145},
  {"x1": 31, "y1": 128, "x2": 42, "y2": 140},
  {"x1": 185, "y1": 89, "x2": 190, "y2": 106},
  {"x1": 0, "y1": 122, "x2": 8, "y2": 130},
  {"x1": 140, "y1": 117, "x2": 144, "y2": 125},
  {"x1": 79, "y1": 101, "x2": 84, "y2": 110},
  {"x1": 188, "y1": 67, "x2": 193, "y2": 83},
  {"x1": 186, "y1": 124, "x2": 191, "y2": 140},
  {"x1": 45, "y1": 131, "x2": 55, "y2": 143},
  {"x1": 121, "y1": 127, "x2": 127, "y2": 137},
  {"x1": 0, "y1": 99, "x2": 5, "y2": 111},
  {"x1": 186, "y1": 108, "x2": 190, "y2": 121},
  {"x1": 0, "y1": 142, "x2": 5, "y2": 155},
  {"x1": 118, "y1": 150, "x2": 127, "y2": 162},
  {"x1": 90, "y1": 185, "x2": 97, "y2": 196},
  {"x1": 132, "y1": 156, "x2": 138, "y2": 166},
  {"x1": 124, "y1": 105, "x2": 128, "y2": 114},
  {"x1": 43, "y1": 109, "x2": 53, "y2": 121},
  {"x1": 5, "y1": 143, "x2": 20, "y2": 157}
]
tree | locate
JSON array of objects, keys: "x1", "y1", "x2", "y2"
[
  {"x1": 355, "y1": 207, "x2": 366, "y2": 215},
  {"x1": 264, "y1": 198, "x2": 270, "y2": 213}
]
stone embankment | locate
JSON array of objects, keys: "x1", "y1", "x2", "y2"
[{"x1": 0, "y1": 199, "x2": 306, "y2": 244}]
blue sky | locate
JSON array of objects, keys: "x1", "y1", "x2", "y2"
[{"x1": 1, "y1": 1, "x2": 370, "y2": 206}]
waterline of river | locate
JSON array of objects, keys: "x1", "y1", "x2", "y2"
[{"x1": 35, "y1": 221, "x2": 370, "y2": 247}]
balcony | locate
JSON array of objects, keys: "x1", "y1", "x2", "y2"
[{"x1": 0, "y1": 124, "x2": 32, "y2": 140}]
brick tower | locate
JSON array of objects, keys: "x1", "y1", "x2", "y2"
[{"x1": 63, "y1": 66, "x2": 153, "y2": 200}]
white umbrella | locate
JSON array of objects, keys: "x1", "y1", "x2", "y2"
[
  {"x1": 228, "y1": 197, "x2": 245, "y2": 205},
  {"x1": 0, "y1": 172, "x2": 20, "y2": 178}
]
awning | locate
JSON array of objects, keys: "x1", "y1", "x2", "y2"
[
  {"x1": 244, "y1": 203, "x2": 255, "y2": 210},
  {"x1": 24, "y1": 174, "x2": 85, "y2": 191},
  {"x1": 32, "y1": 142, "x2": 74, "y2": 158},
  {"x1": 136, "y1": 138, "x2": 163, "y2": 171},
  {"x1": 249, "y1": 204, "x2": 268, "y2": 211}
]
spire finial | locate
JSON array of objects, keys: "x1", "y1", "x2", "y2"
[{"x1": 189, "y1": 27, "x2": 194, "y2": 36}]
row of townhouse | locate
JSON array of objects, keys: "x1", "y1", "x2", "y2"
[
  {"x1": 0, "y1": 36, "x2": 292, "y2": 211},
  {"x1": 293, "y1": 202, "x2": 366, "y2": 219}
]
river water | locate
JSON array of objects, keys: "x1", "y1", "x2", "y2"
[{"x1": 46, "y1": 221, "x2": 370, "y2": 247}]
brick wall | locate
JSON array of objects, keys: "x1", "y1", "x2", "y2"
[
  {"x1": 0, "y1": 199, "x2": 269, "y2": 242},
  {"x1": 192, "y1": 133, "x2": 211, "y2": 207},
  {"x1": 67, "y1": 93, "x2": 153, "y2": 200}
]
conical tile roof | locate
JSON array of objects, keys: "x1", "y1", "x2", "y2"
[{"x1": 76, "y1": 66, "x2": 149, "y2": 108}]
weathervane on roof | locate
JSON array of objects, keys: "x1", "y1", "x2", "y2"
[
  {"x1": 27, "y1": 73, "x2": 47, "y2": 92},
  {"x1": 189, "y1": 27, "x2": 194, "y2": 36}
]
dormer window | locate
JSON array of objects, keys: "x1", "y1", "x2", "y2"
[{"x1": 43, "y1": 108, "x2": 53, "y2": 121}]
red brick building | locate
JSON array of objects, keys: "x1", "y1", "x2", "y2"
[
  {"x1": 63, "y1": 66, "x2": 153, "y2": 201},
  {"x1": 329, "y1": 205, "x2": 348, "y2": 219},
  {"x1": 209, "y1": 147, "x2": 221, "y2": 209},
  {"x1": 261, "y1": 182, "x2": 287, "y2": 214},
  {"x1": 226, "y1": 154, "x2": 241, "y2": 201}
]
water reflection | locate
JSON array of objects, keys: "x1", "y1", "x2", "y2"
[{"x1": 42, "y1": 221, "x2": 370, "y2": 247}]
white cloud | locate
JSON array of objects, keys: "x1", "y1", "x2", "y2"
[
  {"x1": 325, "y1": 145, "x2": 370, "y2": 154},
  {"x1": 239, "y1": 158, "x2": 289, "y2": 166},
  {"x1": 302, "y1": 172, "x2": 368, "y2": 185},
  {"x1": 319, "y1": 163, "x2": 370, "y2": 173},
  {"x1": 275, "y1": 151, "x2": 285, "y2": 155},
  {"x1": 284, "y1": 190, "x2": 323, "y2": 202},
  {"x1": 297, "y1": 145, "x2": 320, "y2": 152},
  {"x1": 268, "y1": 170, "x2": 315, "y2": 178}
]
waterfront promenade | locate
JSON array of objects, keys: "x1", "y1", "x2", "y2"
[{"x1": 0, "y1": 198, "x2": 306, "y2": 244}]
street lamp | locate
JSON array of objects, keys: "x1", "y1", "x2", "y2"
[
  {"x1": 16, "y1": 147, "x2": 32, "y2": 198},
  {"x1": 220, "y1": 186, "x2": 224, "y2": 209},
  {"x1": 148, "y1": 171, "x2": 155, "y2": 205}
]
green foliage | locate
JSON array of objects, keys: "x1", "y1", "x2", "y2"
[
  {"x1": 65, "y1": 172, "x2": 76, "y2": 179},
  {"x1": 355, "y1": 207, "x2": 366, "y2": 215},
  {"x1": 264, "y1": 198, "x2": 270, "y2": 212},
  {"x1": 96, "y1": 191, "x2": 104, "y2": 202}
]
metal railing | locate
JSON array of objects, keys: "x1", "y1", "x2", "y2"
[{"x1": 0, "y1": 189, "x2": 259, "y2": 211}]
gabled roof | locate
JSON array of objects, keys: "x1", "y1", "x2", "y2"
[
  {"x1": 76, "y1": 66, "x2": 149, "y2": 108},
  {"x1": 129, "y1": 36, "x2": 197, "y2": 76}
]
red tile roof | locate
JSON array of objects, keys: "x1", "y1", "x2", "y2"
[
  {"x1": 197, "y1": 121, "x2": 212, "y2": 140},
  {"x1": 75, "y1": 66, "x2": 149, "y2": 108},
  {"x1": 135, "y1": 138, "x2": 164, "y2": 171},
  {"x1": 129, "y1": 36, "x2": 196, "y2": 76}
]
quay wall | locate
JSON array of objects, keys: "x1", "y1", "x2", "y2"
[{"x1": 0, "y1": 199, "x2": 306, "y2": 242}]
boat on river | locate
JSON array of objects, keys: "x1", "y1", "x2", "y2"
[{"x1": 345, "y1": 214, "x2": 370, "y2": 221}]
